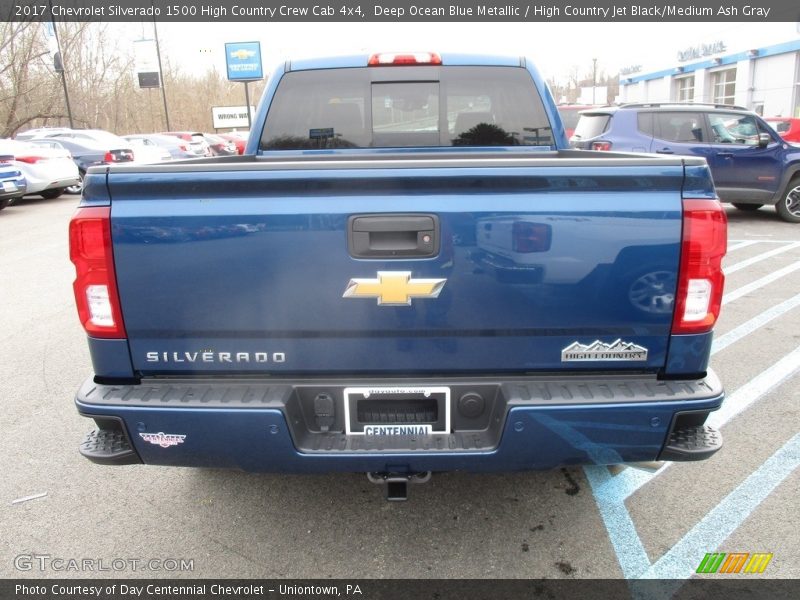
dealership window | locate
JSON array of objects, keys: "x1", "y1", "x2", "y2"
[
  {"x1": 674, "y1": 76, "x2": 694, "y2": 102},
  {"x1": 711, "y1": 69, "x2": 736, "y2": 105}
]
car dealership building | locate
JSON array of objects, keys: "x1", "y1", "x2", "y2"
[{"x1": 619, "y1": 38, "x2": 800, "y2": 118}]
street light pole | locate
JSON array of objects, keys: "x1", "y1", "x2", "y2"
[
  {"x1": 152, "y1": 11, "x2": 171, "y2": 130},
  {"x1": 244, "y1": 81, "x2": 252, "y2": 129}
]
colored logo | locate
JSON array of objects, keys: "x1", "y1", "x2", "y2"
[
  {"x1": 696, "y1": 552, "x2": 773, "y2": 574},
  {"x1": 230, "y1": 49, "x2": 255, "y2": 60},
  {"x1": 343, "y1": 272, "x2": 446, "y2": 306},
  {"x1": 224, "y1": 41, "x2": 263, "y2": 81},
  {"x1": 139, "y1": 432, "x2": 187, "y2": 448}
]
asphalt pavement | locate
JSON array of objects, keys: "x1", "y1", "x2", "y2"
[{"x1": 1, "y1": 196, "x2": 798, "y2": 581}]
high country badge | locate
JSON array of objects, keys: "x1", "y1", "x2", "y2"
[{"x1": 561, "y1": 339, "x2": 648, "y2": 362}]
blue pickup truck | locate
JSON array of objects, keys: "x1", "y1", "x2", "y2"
[{"x1": 70, "y1": 53, "x2": 727, "y2": 500}]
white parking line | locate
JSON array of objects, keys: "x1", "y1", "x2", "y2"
[
  {"x1": 722, "y1": 261, "x2": 800, "y2": 305},
  {"x1": 726, "y1": 240, "x2": 761, "y2": 253},
  {"x1": 724, "y1": 242, "x2": 800, "y2": 275},
  {"x1": 712, "y1": 292, "x2": 800, "y2": 355},
  {"x1": 708, "y1": 344, "x2": 800, "y2": 429},
  {"x1": 642, "y1": 433, "x2": 800, "y2": 580},
  {"x1": 587, "y1": 344, "x2": 800, "y2": 579},
  {"x1": 593, "y1": 306, "x2": 800, "y2": 499},
  {"x1": 586, "y1": 221, "x2": 800, "y2": 580},
  {"x1": 729, "y1": 239, "x2": 800, "y2": 244}
]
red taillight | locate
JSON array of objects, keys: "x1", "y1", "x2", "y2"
[
  {"x1": 672, "y1": 199, "x2": 727, "y2": 335},
  {"x1": 69, "y1": 207, "x2": 126, "y2": 339},
  {"x1": 16, "y1": 155, "x2": 48, "y2": 164},
  {"x1": 512, "y1": 221, "x2": 552, "y2": 253},
  {"x1": 179, "y1": 143, "x2": 188, "y2": 151},
  {"x1": 103, "y1": 151, "x2": 114, "y2": 162},
  {"x1": 368, "y1": 52, "x2": 442, "y2": 66},
  {"x1": 592, "y1": 141, "x2": 612, "y2": 151}
]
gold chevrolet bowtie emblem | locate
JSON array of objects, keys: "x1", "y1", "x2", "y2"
[{"x1": 343, "y1": 272, "x2": 446, "y2": 306}]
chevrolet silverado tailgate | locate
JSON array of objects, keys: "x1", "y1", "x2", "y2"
[{"x1": 107, "y1": 154, "x2": 683, "y2": 376}]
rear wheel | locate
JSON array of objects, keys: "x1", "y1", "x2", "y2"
[
  {"x1": 732, "y1": 203, "x2": 763, "y2": 211},
  {"x1": 776, "y1": 177, "x2": 800, "y2": 223},
  {"x1": 66, "y1": 176, "x2": 82, "y2": 195},
  {"x1": 40, "y1": 187, "x2": 65, "y2": 200},
  {"x1": 0, "y1": 198, "x2": 9, "y2": 211}
]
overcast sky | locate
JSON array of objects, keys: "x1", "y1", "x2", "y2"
[{"x1": 125, "y1": 21, "x2": 800, "y2": 83}]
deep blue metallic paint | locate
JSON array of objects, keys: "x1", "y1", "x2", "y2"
[
  {"x1": 87, "y1": 338, "x2": 134, "y2": 379},
  {"x1": 76, "y1": 394, "x2": 723, "y2": 473},
  {"x1": 664, "y1": 333, "x2": 714, "y2": 376},
  {"x1": 80, "y1": 170, "x2": 111, "y2": 207},
  {"x1": 107, "y1": 165, "x2": 684, "y2": 376},
  {"x1": 681, "y1": 164, "x2": 717, "y2": 199}
]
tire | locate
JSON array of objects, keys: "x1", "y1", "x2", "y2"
[
  {"x1": 732, "y1": 203, "x2": 763, "y2": 211},
  {"x1": 0, "y1": 198, "x2": 9, "y2": 211},
  {"x1": 66, "y1": 173, "x2": 83, "y2": 195},
  {"x1": 40, "y1": 187, "x2": 65, "y2": 200},
  {"x1": 776, "y1": 177, "x2": 800, "y2": 223}
]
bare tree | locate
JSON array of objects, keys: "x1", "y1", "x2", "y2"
[
  {"x1": 0, "y1": 21, "x2": 65, "y2": 137},
  {"x1": 2, "y1": 22, "x2": 270, "y2": 138}
]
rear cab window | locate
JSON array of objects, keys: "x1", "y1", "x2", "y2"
[
  {"x1": 260, "y1": 66, "x2": 554, "y2": 150},
  {"x1": 571, "y1": 113, "x2": 611, "y2": 140}
]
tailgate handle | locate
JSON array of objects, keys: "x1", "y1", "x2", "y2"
[{"x1": 348, "y1": 214, "x2": 439, "y2": 258}]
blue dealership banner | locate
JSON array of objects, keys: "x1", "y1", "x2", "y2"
[{"x1": 224, "y1": 41, "x2": 263, "y2": 81}]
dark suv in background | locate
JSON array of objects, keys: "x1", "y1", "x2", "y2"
[{"x1": 571, "y1": 103, "x2": 800, "y2": 223}]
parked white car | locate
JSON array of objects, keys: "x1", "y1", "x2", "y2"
[
  {"x1": 14, "y1": 127, "x2": 74, "y2": 141},
  {"x1": 0, "y1": 139, "x2": 80, "y2": 199},
  {"x1": 122, "y1": 136, "x2": 172, "y2": 164}
]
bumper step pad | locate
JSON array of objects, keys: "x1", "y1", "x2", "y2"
[
  {"x1": 80, "y1": 429, "x2": 141, "y2": 465},
  {"x1": 659, "y1": 424, "x2": 722, "y2": 461}
]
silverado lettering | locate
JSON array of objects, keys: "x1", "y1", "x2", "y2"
[{"x1": 144, "y1": 352, "x2": 286, "y2": 363}]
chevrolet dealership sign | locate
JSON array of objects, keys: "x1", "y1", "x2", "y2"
[{"x1": 224, "y1": 41, "x2": 263, "y2": 81}]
